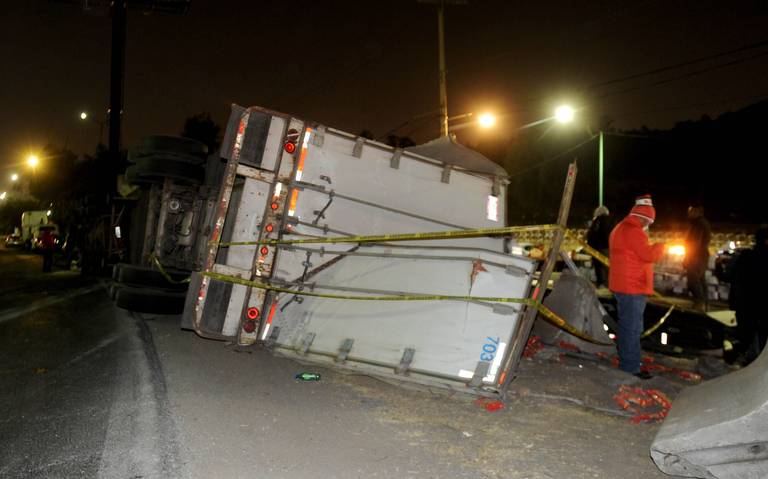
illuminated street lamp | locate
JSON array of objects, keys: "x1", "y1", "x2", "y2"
[
  {"x1": 79, "y1": 110, "x2": 106, "y2": 145},
  {"x1": 10, "y1": 173, "x2": 19, "y2": 182},
  {"x1": 0, "y1": 192, "x2": 6, "y2": 200},
  {"x1": 27, "y1": 154, "x2": 40, "y2": 169},
  {"x1": 549, "y1": 104, "x2": 606, "y2": 206},
  {"x1": 554, "y1": 105, "x2": 575, "y2": 124},
  {"x1": 478, "y1": 113, "x2": 497, "y2": 129}
]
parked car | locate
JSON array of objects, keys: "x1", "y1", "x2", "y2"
[{"x1": 4, "y1": 233, "x2": 23, "y2": 248}]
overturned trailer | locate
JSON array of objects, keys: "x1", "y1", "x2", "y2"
[{"x1": 176, "y1": 104, "x2": 577, "y2": 397}]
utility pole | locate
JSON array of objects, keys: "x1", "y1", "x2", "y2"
[
  {"x1": 420, "y1": 0, "x2": 467, "y2": 137},
  {"x1": 437, "y1": 1, "x2": 448, "y2": 136},
  {"x1": 109, "y1": 0, "x2": 127, "y2": 162}
]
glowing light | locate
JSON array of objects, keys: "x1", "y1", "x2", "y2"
[
  {"x1": 603, "y1": 324, "x2": 609, "y2": 331},
  {"x1": 0, "y1": 192, "x2": 6, "y2": 200},
  {"x1": 46, "y1": 210, "x2": 52, "y2": 216},
  {"x1": 478, "y1": 113, "x2": 496, "y2": 128},
  {"x1": 10, "y1": 173, "x2": 18, "y2": 182},
  {"x1": 667, "y1": 244, "x2": 686, "y2": 257},
  {"x1": 27, "y1": 155, "x2": 40, "y2": 168},
  {"x1": 661, "y1": 332, "x2": 668, "y2": 345},
  {"x1": 486, "y1": 195, "x2": 499, "y2": 222},
  {"x1": 554, "y1": 105, "x2": 575, "y2": 124},
  {"x1": 80, "y1": 112, "x2": 88, "y2": 120}
]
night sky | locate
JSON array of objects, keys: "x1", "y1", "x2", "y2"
[{"x1": 1, "y1": 0, "x2": 767, "y2": 173}]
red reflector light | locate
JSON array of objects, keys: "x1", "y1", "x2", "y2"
[
  {"x1": 270, "y1": 202, "x2": 279, "y2": 210},
  {"x1": 260, "y1": 246, "x2": 269, "y2": 255},
  {"x1": 242, "y1": 321, "x2": 256, "y2": 333},
  {"x1": 265, "y1": 224, "x2": 274, "y2": 233},
  {"x1": 247, "y1": 307, "x2": 260, "y2": 320},
  {"x1": 284, "y1": 142, "x2": 296, "y2": 154}
]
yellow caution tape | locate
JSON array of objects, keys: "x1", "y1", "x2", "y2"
[
  {"x1": 565, "y1": 232, "x2": 610, "y2": 267},
  {"x1": 201, "y1": 270, "x2": 613, "y2": 346},
  {"x1": 214, "y1": 224, "x2": 562, "y2": 247},
  {"x1": 150, "y1": 254, "x2": 191, "y2": 284},
  {"x1": 641, "y1": 305, "x2": 675, "y2": 338}
]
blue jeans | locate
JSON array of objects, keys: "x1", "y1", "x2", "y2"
[{"x1": 614, "y1": 293, "x2": 647, "y2": 374}]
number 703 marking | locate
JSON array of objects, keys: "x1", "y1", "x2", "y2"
[{"x1": 480, "y1": 336, "x2": 500, "y2": 361}]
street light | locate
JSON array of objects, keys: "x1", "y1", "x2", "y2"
[
  {"x1": 10, "y1": 173, "x2": 19, "y2": 182},
  {"x1": 0, "y1": 192, "x2": 6, "y2": 200},
  {"x1": 549, "y1": 104, "x2": 606, "y2": 206},
  {"x1": 447, "y1": 111, "x2": 498, "y2": 132},
  {"x1": 478, "y1": 113, "x2": 497, "y2": 129},
  {"x1": 27, "y1": 154, "x2": 39, "y2": 169},
  {"x1": 554, "y1": 105, "x2": 575, "y2": 124},
  {"x1": 79, "y1": 111, "x2": 106, "y2": 145}
]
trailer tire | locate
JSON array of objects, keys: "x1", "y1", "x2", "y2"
[
  {"x1": 108, "y1": 283, "x2": 120, "y2": 300},
  {"x1": 115, "y1": 285, "x2": 186, "y2": 314},
  {"x1": 128, "y1": 151, "x2": 206, "y2": 166},
  {"x1": 115, "y1": 263, "x2": 189, "y2": 291},
  {"x1": 125, "y1": 159, "x2": 205, "y2": 185},
  {"x1": 132, "y1": 135, "x2": 208, "y2": 158}
]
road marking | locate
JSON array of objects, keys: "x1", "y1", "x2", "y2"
[{"x1": 0, "y1": 283, "x2": 105, "y2": 324}]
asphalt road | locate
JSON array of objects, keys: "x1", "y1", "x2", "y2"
[{"x1": 0, "y1": 246, "x2": 683, "y2": 478}]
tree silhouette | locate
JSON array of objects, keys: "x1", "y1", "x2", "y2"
[{"x1": 181, "y1": 112, "x2": 221, "y2": 153}]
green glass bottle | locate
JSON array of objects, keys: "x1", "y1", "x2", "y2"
[{"x1": 295, "y1": 372, "x2": 321, "y2": 381}]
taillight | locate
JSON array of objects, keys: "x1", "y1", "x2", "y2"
[
  {"x1": 247, "y1": 307, "x2": 260, "y2": 320},
  {"x1": 242, "y1": 321, "x2": 256, "y2": 333},
  {"x1": 284, "y1": 142, "x2": 296, "y2": 154},
  {"x1": 270, "y1": 202, "x2": 279, "y2": 210},
  {"x1": 260, "y1": 246, "x2": 269, "y2": 255},
  {"x1": 265, "y1": 224, "x2": 274, "y2": 233}
]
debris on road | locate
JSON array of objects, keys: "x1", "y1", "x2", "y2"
[
  {"x1": 523, "y1": 335, "x2": 545, "y2": 357},
  {"x1": 613, "y1": 385, "x2": 672, "y2": 424},
  {"x1": 474, "y1": 397, "x2": 505, "y2": 412},
  {"x1": 295, "y1": 372, "x2": 321, "y2": 381}
]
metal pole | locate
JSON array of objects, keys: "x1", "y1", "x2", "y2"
[
  {"x1": 498, "y1": 161, "x2": 578, "y2": 394},
  {"x1": 437, "y1": 1, "x2": 449, "y2": 137},
  {"x1": 109, "y1": 0, "x2": 126, "y2": 161},
  {"x1": 598, "y1": 130, "x2": 604, "y2": 206}
]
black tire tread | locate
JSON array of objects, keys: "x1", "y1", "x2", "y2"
[
  {"x1": 115, "y1": 285, "x2": 186, "y2": 314},
  {"x1": 116, "y1": 263, "x2": 190, "y2": 291}
]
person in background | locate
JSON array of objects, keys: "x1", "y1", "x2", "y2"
[
  {"x1": 609, "y1": 194, "x2": 665, "y2": 379},
  {"x1": 684, "y1": 205, "x2": 712, "y2": 311},
  {"x1": 586, "y1": 205, "x2": 612, "y2": 288},
  {"x1": 39, "y1": 226, "x2": 56, "y2": 273},
  {"x1": 729, "y1": 226, "x2": 768, "y2": 365}
]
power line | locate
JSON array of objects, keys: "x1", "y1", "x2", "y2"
[
  {"x1": 609, "y1": 92, "x2": 768, "y2": 119},
  {"x1": 597, "y1": 50, "x2": 768, "y2": 100},
  {"x1": 507, "y1": 134, "x2": 597, "y2": 179},
  {"x1": 588, "y1": 39, "x2": 768, "y2": 90}
]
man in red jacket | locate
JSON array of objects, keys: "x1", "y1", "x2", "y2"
[{"x1": 609, "y1": 195, "x2": 665, "y2": 378}]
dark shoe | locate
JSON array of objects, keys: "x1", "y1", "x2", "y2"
[{"x1": 634, "y1": 371, "x2": 653, "y2": 380}]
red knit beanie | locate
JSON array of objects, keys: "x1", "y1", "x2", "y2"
[{"x1": 630, "y1": 194, "x2": 656, "y2": 222}]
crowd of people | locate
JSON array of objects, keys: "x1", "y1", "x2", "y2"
[{"x1": 585, "y1": 195, "x2": 767, "y2": 376}]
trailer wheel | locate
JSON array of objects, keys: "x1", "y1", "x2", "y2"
[
  {"x1": 116, "y1": 263, "x2": 189, "y2": 291},
  {"x1": 128, "y1": 151, "x2": 207, "y2": 166},
  {"x1": 108, "y1": 283, "x2": 120, "y2": 300},
  {"x1": 125, "y1": 159, "x2": 205, "y2": 185},
  {"x1": 115, "y1": 285, "x2": 186, "y2": 314},
  {"x1": 132, "y1": 135, "x2": 208, "y2": 159}
]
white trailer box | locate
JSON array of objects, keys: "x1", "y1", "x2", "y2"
[{"x1": 185, "y1": 105, "x2": 538, "y2": 397}]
